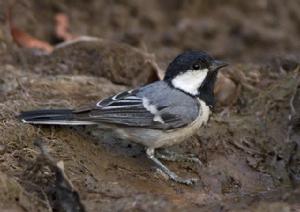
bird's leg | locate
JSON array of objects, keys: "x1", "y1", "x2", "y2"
[
  {"x1": 146, "y1": 148, "x2": 197, "y2": 185},
  {"x1": 156, "y1": 149, "x2": 203, "y2": 166}
]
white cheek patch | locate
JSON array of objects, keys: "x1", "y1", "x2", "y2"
[
  {"x1": 171, "y1": 69, "x2": 208, "y2": 95},
  {"x1": 142, "y1": 98, "x2": 165, "y2": 124}
]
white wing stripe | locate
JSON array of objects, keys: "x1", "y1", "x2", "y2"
[
  {"x1": 124, "y1": 96, "x2": 141, "y2": 100},
  {"x1": 108, "y1": 99, "x2": 142, "y2": 103},
  {"x1": 100, "y1": 105, "x2": 141, "y2": 109},
  {"x1": 142, "y1": 97, "x2": 165, "y2": 124},
  {"x1": 96, "y1": 100, "x2": 103, "y2": 107},
  {"x1": 96, "y1": 90, "x2": 142, "y2": 108}
]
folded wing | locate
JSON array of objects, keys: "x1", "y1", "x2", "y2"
[{"x1": 74, "y1": 82, "x2": 199, "y2": 130}]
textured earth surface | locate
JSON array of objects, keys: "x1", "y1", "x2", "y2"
[{"x1": 0, "y1": 0, "x2": 300, "y2": 211}]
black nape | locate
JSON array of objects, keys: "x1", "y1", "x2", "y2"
[{"x1": 163, "y1": 51, "x2": 214, "y2": 81}]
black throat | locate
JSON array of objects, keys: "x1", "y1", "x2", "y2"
[{"x1": 197, "y1": 70, "x2": 219, "y2": 107}]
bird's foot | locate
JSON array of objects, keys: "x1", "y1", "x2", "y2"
[
  {"x1": 156, "y1": 149, "x2": 203, "y2": 166},
  {"x1": 169, "y1": 174, "x2": 198, "y2": 185},
  {"x1": 147, "y1": 148, "x2": 198, "y2": 185},
  {"x1": 155, "y1": 167, "x2": 198, "y2": 185}
]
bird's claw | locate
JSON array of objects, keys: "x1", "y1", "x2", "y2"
[
  {"x1": 187, "y1": 157, "x2": 204, "y2": 166},
  {"x1": 170, "y1": 175, "x2": 198, "y2": 185},
  {"x1": 156, "y1": 150, "x2": 204, "y2": 166}
]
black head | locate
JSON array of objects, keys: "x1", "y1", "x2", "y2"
[{"x1": 164, "y1": 51, "x2": 227, "y2": 107}]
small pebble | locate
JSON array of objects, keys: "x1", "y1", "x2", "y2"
[{"x1": 0, "y1": 144, "x2": 6, "y2": 154}]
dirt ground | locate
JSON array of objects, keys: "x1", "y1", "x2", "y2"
[{"x1": 1, "y1": 0, "x2": 300, "y2": 211}]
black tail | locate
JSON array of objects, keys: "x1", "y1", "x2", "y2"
[{"x1": 18, "y1": 109, "x2": 96, "y2": 125}]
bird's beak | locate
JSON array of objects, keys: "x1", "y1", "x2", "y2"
[{"x1": 210, "y1": 60, "x2": 228, "y2": 71}]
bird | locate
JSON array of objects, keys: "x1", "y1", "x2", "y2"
[{"x1": 18, "y1": 51, "x2": 227, "y2": 185}]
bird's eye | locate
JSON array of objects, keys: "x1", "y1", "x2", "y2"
[{"x1": 192, "y1": 64, "x2": 200, "y2": 70}]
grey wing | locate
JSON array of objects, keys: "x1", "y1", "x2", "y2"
[{"x1": 74, "y1": 83, "x2": 199, "y2": 129}]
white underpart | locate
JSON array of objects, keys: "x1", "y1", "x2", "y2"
[
  {"x1": 198, "y1": 99, "x2": 210, "y2": 125},
  {"x1": 142, "y1": 98, "x2": 165, "y2": 124},
  {"x1": 171, "y1": 69, "x2": 208, "y2": 95}
]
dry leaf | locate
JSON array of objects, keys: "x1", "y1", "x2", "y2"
[
  {"x1": 7, "y1": 6, "x2": 53, "y2": 53},
  {"x1": 10, "y1": 27, "x2": 53, "y2": 53},
  {"x1": 214, "y1": 72, "x2": 239, "y2": 106}
]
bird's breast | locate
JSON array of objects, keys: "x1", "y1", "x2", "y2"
[
  {"x1": 113, "y1": 100, "x2": 211, "y2": 149},
  {"x1": 150, "y1": 99, "x2": 211, "y2": 148}
]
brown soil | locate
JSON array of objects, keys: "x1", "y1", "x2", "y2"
[{"x1": 1, "y1": 0, "x2": 300, "y2": 211}]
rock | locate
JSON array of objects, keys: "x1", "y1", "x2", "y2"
[
  {"x1": 0, "y1": 144, "x2": 5, "y2": 154},
  {"x1": 214, "y1": 72, "x2": 239, "y2": 106},
  {"x1": 21, "y1": 37, "x2": 160, "y2": 87}
]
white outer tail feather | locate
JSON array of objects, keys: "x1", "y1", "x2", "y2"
[{"x1": 21, "y1": 119, "x2": 96, "y2": 125}]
